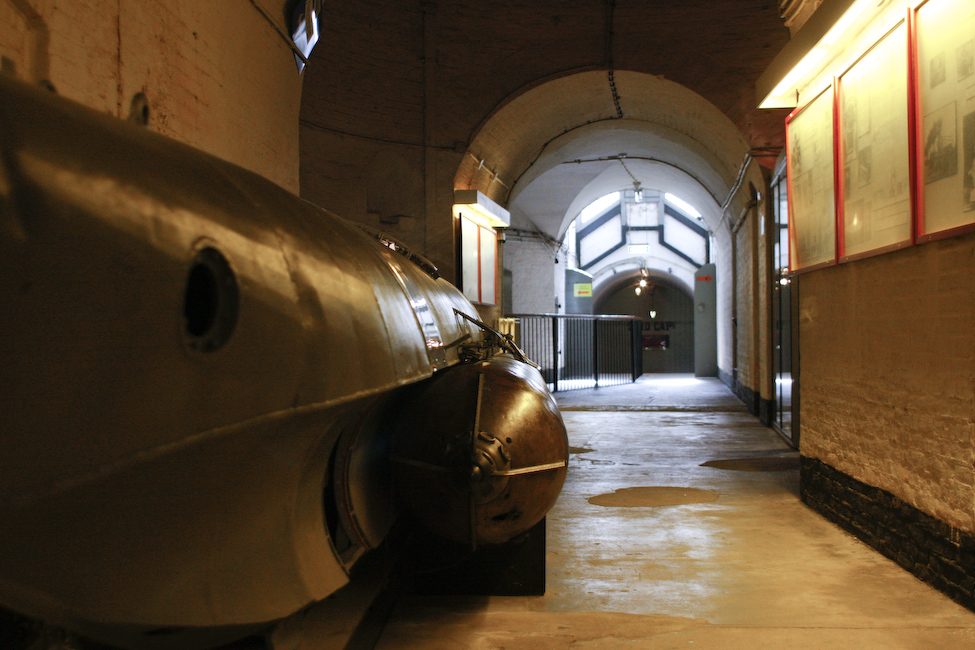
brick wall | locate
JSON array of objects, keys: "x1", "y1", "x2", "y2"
[
  {"x1": 800, "y1": 233, "x2": 975, "y2": 534},
  {"x1": 0, "y1": 0, "x2": 303, "y2": 192},
  {"x1": 735, "y1": 213, "x2": 756, "y2": 391},
  {"x1": 504, "y1": 238, "x2": 559, "y2": 315},
  {"x1": 717, "y1": 166, "x2": 771, "y2": 413},
  {"x1": 802, "y1": 457, "x2": 975, "y2": 610},
  {"x1": 714, "y1": 225, "x2": 735, "y2": 380}
]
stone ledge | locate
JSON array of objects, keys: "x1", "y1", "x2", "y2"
[{"x1": 801, "y1": 456, "x2": 975, "y2": 612}]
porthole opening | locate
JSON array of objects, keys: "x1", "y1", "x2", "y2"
[{"x1": 183, "y1": 247, "x2": 238, "y2": 353}]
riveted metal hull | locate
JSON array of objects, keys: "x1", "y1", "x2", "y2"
[
  {"x1": 0, "y1": 75, "x2": 487, "y2": 648},
  {"x1": 390, "y1": 355, "x2": 569, "y2": 547}
]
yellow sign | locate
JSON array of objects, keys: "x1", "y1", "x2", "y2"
[{"x1": 574, "y1": 283, "x2": 592, "y2": 298}]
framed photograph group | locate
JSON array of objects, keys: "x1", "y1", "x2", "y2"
[
  {"x1": 785, "y1": 0, "x2": 975, "y2": 272},
  {"x1": 786, "y1": 86, "x2": 837, "y2": 272},
  {"x1": 837, "y1": 20, "x2": 913, "y2": 261},
  {"x1": 914, "y1": 0, "x2": 975, "y2": 241}
]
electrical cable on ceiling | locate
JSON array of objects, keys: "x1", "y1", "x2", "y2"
[
  {"x1": 299, "y1": 118, "x2": 463, "y2": 152},
  {"x1": 562, "y1": 154, "x2": 722, "y2": 207},
  {"x1": 505, "y1": 227, "x2": 568, "y2": 257},
  {"x1": 608, "y1": 70, "x2": 624, "y2": 119},
  {"x1": 616, "y1": 153, "x2": 638, "y2": 184},
  {"x1": 465, "y1": 151, "x2": 511, "y2": 190}
]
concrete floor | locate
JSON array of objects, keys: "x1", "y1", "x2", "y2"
[{"x1": 370, "y1": 375, "x2": 975, "y2": 649}]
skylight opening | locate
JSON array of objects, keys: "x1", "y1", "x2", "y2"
[
  {"x1": 579, "y1": 192, "x2": 620, "y2": 224},
  {"x1": 664, "y1": 193, "x2": 701, "y2": 219}
]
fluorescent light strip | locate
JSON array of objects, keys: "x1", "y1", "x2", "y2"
[
  {"x1": 770, "y1": 47, "x2": 828, "y2": 99},
  {"x1": 822, "y1": 0, "x2": 870, "y2": 45}
]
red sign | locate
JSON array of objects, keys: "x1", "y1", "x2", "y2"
[
  {"x1": 642, "y1": 334, "x2": 669, "y2": 350},
  {"x1": 696, "y1": 275, "x2": 712, "y2": 282}
]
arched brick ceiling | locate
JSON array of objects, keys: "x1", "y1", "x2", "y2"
[
  {"x1": 300, "y1": 1, "x2": 791, "y2": 163},
  {"x1": 593, "y1": 268, "x2": 694, "y2": 310},
  {"x1": 297, "y1": 0, "x2": 792, "y2": 254},
  {"x1": 459, "y1": 71, "x2": 748, "y2": 237}
]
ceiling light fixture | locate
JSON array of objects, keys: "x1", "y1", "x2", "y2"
[
  {"x1": 618, "y1": 154, "x2": 643, "y2": 203},
  {"x1": 452, "y1": 189, "x2": 511, "y2": 229}
]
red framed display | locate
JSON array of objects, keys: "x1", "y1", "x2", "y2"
[
  {"x1": 786, "y1": 84, "x2": 838, "y2": 273},
  {"x1": 836, "y1": 18, "x2": 915, "y2": 262},
  {"x1": 459, "y1": 215, "x2": 498, "y2": 305},
  {"x1": 913, "y1": 0, "x2": 975, "y2": 242}
]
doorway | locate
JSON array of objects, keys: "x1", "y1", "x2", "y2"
[
  {"x1": 771, "y1": 167, "x2": 798, "y2": 445},
  {"x1": 596, "y1": 277, "x2": 694, "y2": 373}
]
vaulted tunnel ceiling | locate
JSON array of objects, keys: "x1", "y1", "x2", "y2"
[
  {"x1": 461, "y1": 71, "x2": 753, "y2": 239},
  {"x1": 297, "y1": 1, "x2": 791, "y2": 266}
]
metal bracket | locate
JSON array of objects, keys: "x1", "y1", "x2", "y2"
[{"x1": 451, "y1": 309, "x2": 538, "y2": 368}]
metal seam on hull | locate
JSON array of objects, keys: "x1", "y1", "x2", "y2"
[
  {"x1": 470, "y1": 371, "x2": 486, "y2": 551},
  {"x1": 388, "y1": 457, "x2": 454, "y2": 473},
  {"x1": 3, "y1": 375, "x2": 436, "y2": 509}
]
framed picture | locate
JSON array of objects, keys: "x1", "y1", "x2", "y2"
[
  {"x1": 836, "y1": 19, "x2": 913, "y2": 261},
  {"x1": 786, "y1": 85, "x2": 837, "y2": 272},
  {"x1": 914, "y1": 0, "x2": 975, "y2": 241}
]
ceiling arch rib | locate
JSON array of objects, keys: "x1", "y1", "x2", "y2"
[
  {"x1": 512, "y1": 141, "x2": 722, "y2": 242},
  {"x1": 457, "y1": 69, "x2": 750, "y2": 237},
  {"x1": 592, "y1": 266, "x2": 694, "y2": 312}
]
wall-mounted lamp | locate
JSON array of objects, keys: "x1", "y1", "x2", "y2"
[
  {"x1": 757, "y1": 0, "x2": 880, "y2": 108},
  {"x1": 820, "y1": 0, "x2": 870, "y2": 47},
  {"x1": 453, "y1": 189, "x2": 511, "y2": 229}
]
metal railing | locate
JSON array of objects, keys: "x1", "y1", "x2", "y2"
[{"x1": 502, "y1": 314, "x2": 642, "y2": 392}]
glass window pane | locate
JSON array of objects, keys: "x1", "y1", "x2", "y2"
[
  {"x1": 460, "y1": 216, "x2": 480, "y2": 303},
  {"x1": 839, "y1": 21, "x2": 912, "y2": 258},
  {"x1": 787, "y1": 86, "x2": 837, "y2": 271},
  {"x1": 916, "y1": 0, "x2": 975, "y2": 238},
  {"x1": 479, "y1": 225, "x2": 496, "y2": 305}
]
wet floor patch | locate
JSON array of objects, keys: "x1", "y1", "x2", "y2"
[
  {"x1": 588, "y1": 486, "x2": 718, "y2": 507},
  {"x1": 700, "y1": 457, "x2": 799, "y2": 472},
  {"x1": 558, "y1": 405, "x2": 747, "y2": 412}
]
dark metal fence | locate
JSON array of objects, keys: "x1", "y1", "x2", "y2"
[{"x1": 503, "y1": 314, "x2": 642, "y2": 392}]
